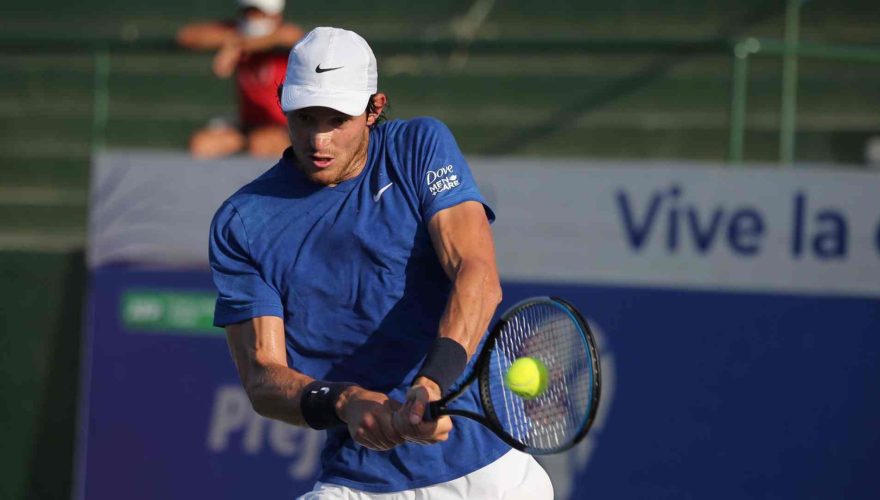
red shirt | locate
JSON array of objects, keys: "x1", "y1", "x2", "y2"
[{"x1": 236, "y1": 51, "x2": 288, "y2": 129}]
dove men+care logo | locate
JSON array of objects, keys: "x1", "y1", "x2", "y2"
[{"x1": 427, "y1": 164, "x2": 460, "y2": 196}]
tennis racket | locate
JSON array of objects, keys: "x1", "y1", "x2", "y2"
[{"x1": 427, "y1": 296, "x2": 601, "y2": 455}]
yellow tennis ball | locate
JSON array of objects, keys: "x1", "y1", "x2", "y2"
[{"x1": 505, "y1": 357, "x2": 549, "y2": 399}]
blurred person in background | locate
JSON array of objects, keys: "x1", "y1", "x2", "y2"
[{"x1": 177, "y1": 0, "x2": 303, "y2": 158}]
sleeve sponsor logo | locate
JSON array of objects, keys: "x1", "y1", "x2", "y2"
[{"x1": 426, "y1": 164, "x2": 460, "y2": 196}]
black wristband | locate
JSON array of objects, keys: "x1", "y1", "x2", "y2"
[
  {"x1": 415, "y1": 338, "x2": 468, "y2": 395},
  {"x1": 300, "y1": 381, "x2": 355, "y2": 430}
]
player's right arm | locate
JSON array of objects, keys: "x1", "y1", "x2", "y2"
[
  {"x1": 225, "y1": 316, "x2": 405, "y2": 450},
  {"x1": 213, "y1": 201, "x2": 403, "y2": 450},
  {"x1": 225, "y1": 315, "x2": 310, "y2": 426}
]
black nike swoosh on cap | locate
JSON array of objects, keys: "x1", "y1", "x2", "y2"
[{"x1": 315, "y1": 64, "x2": 343, "y2": 73}]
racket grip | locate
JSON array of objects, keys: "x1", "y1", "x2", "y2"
[{"x1": 426, "y1": 401, "x2": 441, "y2": 421}]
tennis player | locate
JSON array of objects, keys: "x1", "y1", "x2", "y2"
[
  {"x1": 177, "y1": 0, "x2": 303, "y2": 158},
  {"x1": 209, "y1": 27, "x2": 553, "y2": 499}
]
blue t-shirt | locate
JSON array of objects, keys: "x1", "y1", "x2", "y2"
[{"x1": 208, "y1": 117, "x2": 509, "y2": 492}]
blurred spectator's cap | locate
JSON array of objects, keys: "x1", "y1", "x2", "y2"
[
  {"x1": 238, "y1": 0, "x2": 285, "y2": 15},
  {"x1": 281, "y1": 27, "x2": 378, "y2": 117}
]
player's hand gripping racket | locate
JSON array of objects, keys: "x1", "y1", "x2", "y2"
[{"x1": 427, "y1": 296, "x2": 601, "y2": 455}]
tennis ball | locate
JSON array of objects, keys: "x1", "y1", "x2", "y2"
[{"x1": 505, "y1": 357, "x2": 549, "y2": 399}]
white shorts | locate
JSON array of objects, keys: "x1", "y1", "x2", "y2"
[{"x1": 297, "y1": 449, "x2": 554, "y2": 500}]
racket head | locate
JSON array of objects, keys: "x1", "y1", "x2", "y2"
[{"x1": 476, "y1": 296, "x2": 601, "y2": 455}]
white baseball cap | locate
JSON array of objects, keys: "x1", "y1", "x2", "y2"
[
  {"x1": 280, "y1": 27, "x2": 378, "y2": 116},
  {"x1": 238, "y1": 0, "x2": 285, "y2": 15}
]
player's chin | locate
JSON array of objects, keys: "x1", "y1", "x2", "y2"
[{"x1": 302, "y1": 165, "x2": 340, "y2": 186}]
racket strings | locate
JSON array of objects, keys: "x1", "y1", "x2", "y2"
[{"x1": 486, "y1": 301, "x2": 593, "y2": 453}]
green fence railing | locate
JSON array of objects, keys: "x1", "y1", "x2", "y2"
[
  {"x1": 3, "y1": 34, "x2": 879, "y2": 166},
  {"x1": 728, "y1": 37, "x2": 880, "y2": 165}
]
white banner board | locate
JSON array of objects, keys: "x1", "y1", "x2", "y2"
[{"x1": 90, "y1": 152, "x2": 880, "y2": 297}]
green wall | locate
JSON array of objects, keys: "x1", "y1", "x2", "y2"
[{"x1": 0, "y1": 251, "x2": 85, "y2": 500}]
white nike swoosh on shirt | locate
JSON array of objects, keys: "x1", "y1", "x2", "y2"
[{"x1": 373, "y1": 182, "x2": 394, "y2": 202}]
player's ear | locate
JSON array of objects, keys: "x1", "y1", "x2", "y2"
[{"x1": 365, "y1": 93, "x2": 387, "y2": 126}]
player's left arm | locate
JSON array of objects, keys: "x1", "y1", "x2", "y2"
[
  {"x1": 429, "y1": 200, "x2": 503, "y2": 356},
  {"x1": 394, "y1": 200, "x2": 502, "y2": 442}
]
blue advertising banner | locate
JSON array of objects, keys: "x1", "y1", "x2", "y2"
[
  {"x1": 78, "y1": 266, "x2": 880, "y2": 499},
  {"x1": 77, "y1": 152, "x2": 880, "y2": 499},
  {"x1": 79, "y1": 266, "x2": 322, "y2": 499}
]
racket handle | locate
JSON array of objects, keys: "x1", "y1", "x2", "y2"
[{"x1": 426, "y1": 401, "x2": 442, "y2": 421}]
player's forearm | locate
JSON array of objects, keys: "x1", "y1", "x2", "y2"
[
  {"x1": 438, "y1": 258, "x2": 502, "y2": 357},
  {"x1": 243, "y1": 362, "x2": 313, "y2": 426},
  {"x1": 226, "y1": 318, "x2": 315, "y2": 426}
]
